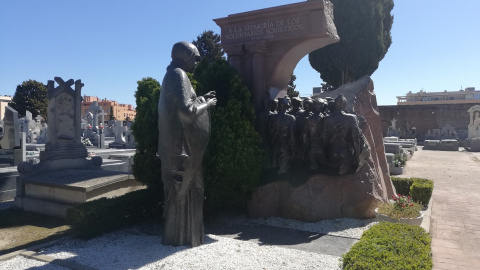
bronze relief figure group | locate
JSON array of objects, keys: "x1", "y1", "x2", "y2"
[{"x1": 258, "y1": 93, "x2": 368, "y2": 176}]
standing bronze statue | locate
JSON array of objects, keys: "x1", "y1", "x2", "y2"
[
  {"x1": 158, "y1": 41, "x2": 217, "y2": 247},
  {"x1": 268, "y1": 98, "x2": 296, "y2": 174},
  {"x1": 320, "y1": 94, "x2": 366, "y2": 175},
  {"x1": 305, "y1": 98, "x2": 327, "y2": 169},
  {"x1": 256, "y1": 93, "x2": 274, "y2": 168},
  {"x1": 295, "y1": 97, "x2": 313, "y2": 161}
]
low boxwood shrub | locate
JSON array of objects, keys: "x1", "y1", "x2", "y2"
[
  {"x1": 410, "y1": 178, "x2": 434, "y2": 206},
  {"x1": 390, "y1": 177, "x2": 414, "y2": 196},
  {"x1": 342, "y1": 222, "x2": 432, "y2": 270},
  {"x1": 66, "y1": 188, "x2": 161, "y2": 238}
]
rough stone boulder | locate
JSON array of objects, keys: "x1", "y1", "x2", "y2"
[{"x1": 248, "y1": 76, "x2": 396, "y2": 221}]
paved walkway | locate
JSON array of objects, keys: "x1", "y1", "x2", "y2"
[{"x1": 401, "y1": 147, "x2": 480, "y2": 270}]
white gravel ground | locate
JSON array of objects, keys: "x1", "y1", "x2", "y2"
[
  {"x1": 0, "y1": 216, "x2": 376, "y2": 270},
  {"x1": 36, "y1": 230, "x2": 342, "y2": 270},
  {"x1": 0, "y1": 255, "x2": 67, "y2": 270}
]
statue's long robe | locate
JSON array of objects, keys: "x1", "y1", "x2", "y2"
[{"x1": 158, "y1": 64, "x2": 210, "y2": 247}]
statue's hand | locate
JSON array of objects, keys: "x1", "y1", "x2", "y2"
[
  {"x1": 204, "y1": 91, "x2": 216, "y2": 99},
  {"x1": 208, "y1": 98, "x2": 217, "y2": 108}
]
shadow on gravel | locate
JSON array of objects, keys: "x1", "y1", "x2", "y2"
[{"x1": 207, "y1": 222, "x2": 357, "y2": 256}]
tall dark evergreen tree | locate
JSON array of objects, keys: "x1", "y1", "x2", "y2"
[
  {"x1": 194, "y1": 58, "x2": 264, "y2": 213},
  {"x1": 10, "y1": 79, "x2": 48, "y2": 118},
  {"x1": 287, "y1": 74, "x2": 299, "y2": 97},
  {"x1": 192, "y1": 30, "x2": 225, "y2": 63},
  {"x1": 131, "y1": 77, "x2": 162, "y2": 193},
  {"x1": 309, "y1": 0, "x2": 394, "y2": 87}
]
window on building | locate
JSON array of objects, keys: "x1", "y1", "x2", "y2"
[
  {"x1": 450, "y1": 97, "x2": 454, "y2": 100},
  {"x1": 474, "y1": 94, "x2": 480, "y2": 100},
  {"x1": 421, "y1": 96, "x2": 431, "y2": 101}
]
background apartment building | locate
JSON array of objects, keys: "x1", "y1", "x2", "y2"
[
  {"x1": 379, "y1": 87, "x2": 480, "y2": 141},
  {"x1": 81, "y1": 95, "x2": 136, "y2": 122}
]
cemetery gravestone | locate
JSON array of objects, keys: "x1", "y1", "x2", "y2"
[
  {"x1": 109, "y1": 121, "x2": 127, "y2": 149},
  {"x1": 88, "y1": 101, "x2": 104, "y2": 131},
  {"x1": 464, "y1": 105, "x2": 480, "y2": 151},
  {"x1": 0, "y1": 106, "x2": 20, "y2": 150},
  {"x1": 15, "y1": 77, "x2": 144, "y2": 218},
  {"x1": 17, "y1": 77, "x2": 102, "y2": 176}
]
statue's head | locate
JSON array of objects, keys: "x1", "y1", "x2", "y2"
[
  {"x1": 277, "y1": 98, "x2": 290, "y2": 113},
  {"x1": 334, "y1": 94, "x2": 347, "y2": 111},
  {"x1": 303, "y1": 97, "x2": 313, "y2": 112},
  {"x1": 270, "y1": 99, "x2": 278, "y2": 113},
  {"x1": 312, "y1": 98, "x2": 326, "y2": 114},
  {"x1": 291, "y1": 96, "x2": 303, "y2": 109},
  {"x1": 171, "y1": 41, "x2": 201, "y2": 72}
]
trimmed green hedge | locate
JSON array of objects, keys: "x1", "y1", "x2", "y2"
[
  {"x1": 66, "y1": 189, "x2": 161, "y2": 238},
  {"x1": 342, "y1": 222, "x2": 432, "y2": 270},
  {"x1": 390, "y1": 177, "x2": 414, "y2": 196},
  {"x1": 391, "y1": 177, "x2": 434, "y2": 206},
  {"x1": 410, "y1": 179, "x2": 434, "y2": 206}
]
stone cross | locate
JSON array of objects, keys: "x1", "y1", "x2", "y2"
[
  {"x1": 112, "y1": 121, "x2": 127, "y2": 144},
  {"x1": 97, "y1": 110, "x2": 107, "y2": 127},
  {"x1": 25, "y1": 110, "x2": 36, "y2": 130},
  {"x1": 89, "y1": 101, "x2": 103, "y2": 130}
]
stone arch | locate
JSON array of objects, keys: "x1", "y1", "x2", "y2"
[
  {"x1": 214, "y1": 0, "x2": 339, "y2": 111},
  {"x1": 268, "y1": 38, "x2": 338, "y2": 94}
]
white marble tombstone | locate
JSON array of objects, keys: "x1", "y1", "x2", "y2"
[
  {"x1": 0, "y1": 106, "x2": 20, "y2": 150},
  {"x1": 468, "y1": 105, "x2": 480, "y2": 139}
]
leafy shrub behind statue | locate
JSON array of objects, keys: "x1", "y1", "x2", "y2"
[
  {"x1": 194, "y1": 59, "x2": 265, "y2": 213},
  {"x1": 132, "y1": 60, "x2": 264, "y2": 214}
]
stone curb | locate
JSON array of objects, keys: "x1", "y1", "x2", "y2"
[{"x1": 420, "y1": 196, "x2": 433, "y2": 233}]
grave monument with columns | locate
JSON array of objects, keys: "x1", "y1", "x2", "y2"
[{"x1": 214, "y1": 0, "x2": 338, "y2": 111}]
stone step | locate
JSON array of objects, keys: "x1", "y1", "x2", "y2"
[{"x1": 16, "y1": 169, "x2": 145, "y2": 218}]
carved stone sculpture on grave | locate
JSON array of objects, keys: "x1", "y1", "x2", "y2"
[
  {"x1": 17, "y1": 77, "x2": 102, "y2": 176},
  {"x1": 158, "y1": 41, "x2": 217, "y2": 247},
  {"x1": 468, "y1": 105, "x2": 480, "y2": 139},
  {"x1": 268, "y1": 97, "x2": 296, "y2": 174}
]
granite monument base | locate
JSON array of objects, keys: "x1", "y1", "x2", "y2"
[
  {"x1": 0, "y1": 167, "x2": 18, "y2": 201},
  {"x1": 248, "y1": 162, "x2": 381, "y2": 222},
  {"x1": 464, "y1": 138, "x2": 480, "y2": 152},
  {"x1": 15, "y1": 170, "x2": 145, "y2": 218}
]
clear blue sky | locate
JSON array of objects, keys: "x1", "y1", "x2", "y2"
[{"x1": 1, "y1": 0, "x2": 479, "y2": 107}]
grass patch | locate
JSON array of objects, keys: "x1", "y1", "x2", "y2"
[{"x1": 0, "y1": 208, "x2": 70, "y2": 255}]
